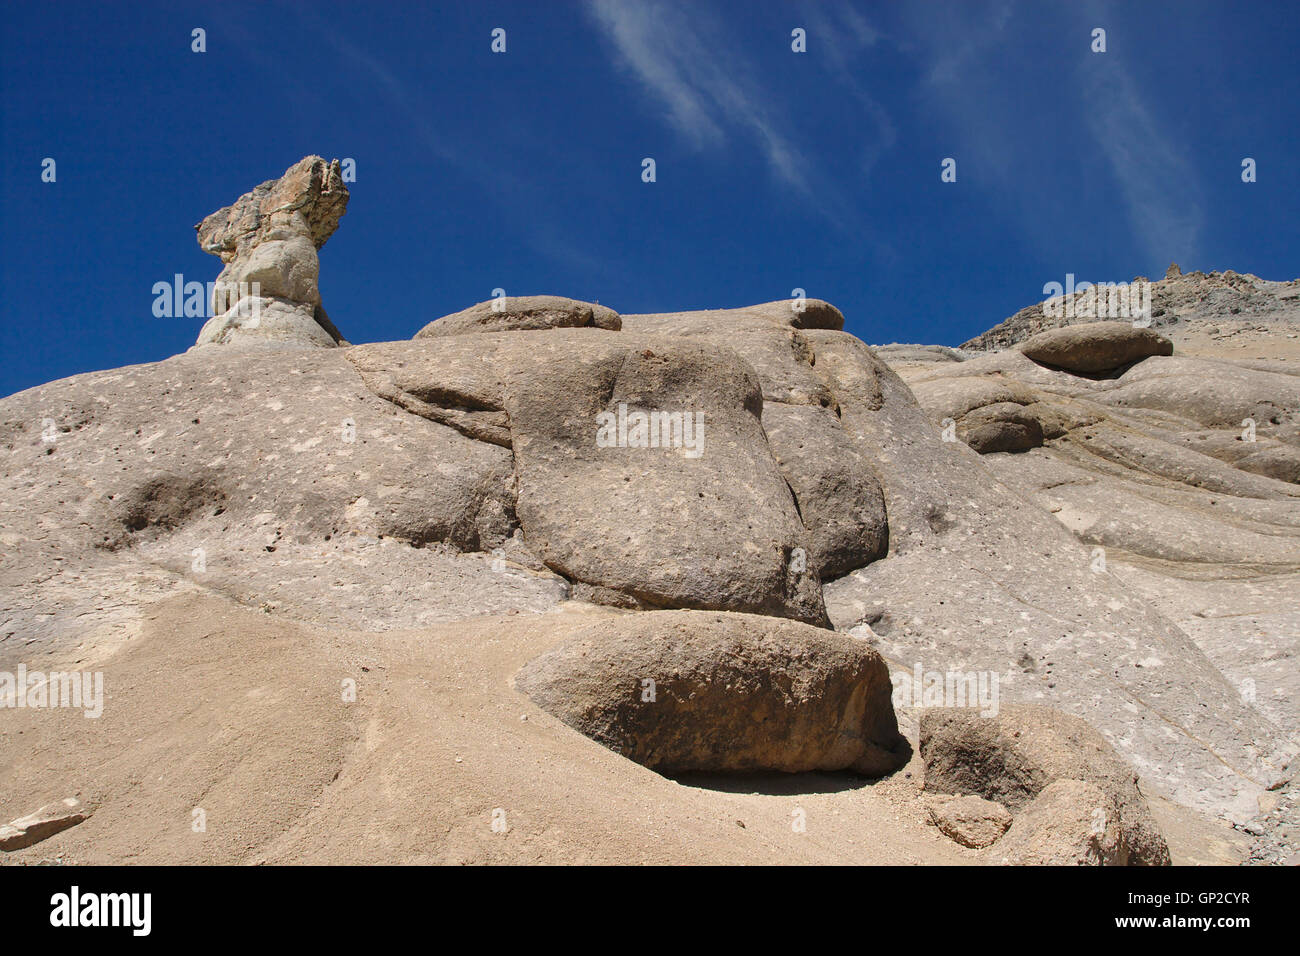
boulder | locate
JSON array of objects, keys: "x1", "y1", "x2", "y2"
[
  {"x1": 956, "y1": 401, "x2": 1044, "y2": 454},
  {"x1": 415, "y1": 294, "x2": 621, "y2": 338},
  {"x1": 928, "y1": 794, "x2": 1013, "y2": 849},
  {"x1": 919, "y1": 706, "x2": 1170, "y2": 864},
  {"x1": 760, "y1": 402, "x2": 888, "y2": 577},
  {"x1": 1018, "y1": 321, "x2": 1172, "y2": 374},
  {"x1": 514, "y1": 610, "x2": 909, "y2": 775},
  {"x1": 503, "y1": 334, "x2": 827, "y2": 624},
  {"x1": 989, "y1": 779, "x2": 1130, "y2": 865}
]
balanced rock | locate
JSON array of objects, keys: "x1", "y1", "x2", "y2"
[
  {"x1": 415, "y1": 295, "x2": 620, "y2": 338},
  {"x1": 194, "y1": 156, "x2": 349, "y2": 348},
  {"x1": 1018, "y1": 321, "x2": 1173, "y2": 374},
  {"x1": 920, "y1": 706, "x2": 1170, "y2": 865},
  {"x1": 515, "y1": 610, "x2": 909, "y2": 776}
]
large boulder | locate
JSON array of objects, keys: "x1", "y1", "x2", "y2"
[
  {"x1": 989, "y1": 779, "x2": 1135, "y2": 865},
  {"x1": 503, "y1": 333, "x2": 827, "y2": 624},
  {"x1": 415, "y1": 295, "x2": 621, "y2": 338},
  {"x1": 919, "y1": 706, "x2": 1170, "y2": 865},
  {"x1": 1018, "y1": 321, "x2": 1172, "y2": 374},
  {"x1": 193, "y1": 156, "x2": 349, "y2": 348},
  {"x1": 514, "y1": 610, "x2": 909, "y2": 775},
  {"x1": 760, "y1": 402, "x2": 888, "y2": 576}
]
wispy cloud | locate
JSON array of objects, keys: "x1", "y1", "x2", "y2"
[
  {"x1": 585, "y1": 0, "x2": 814, "y2": 194},
  {"x1": 1082, "y1": 63, "x2": 1203, "y2": 261}
]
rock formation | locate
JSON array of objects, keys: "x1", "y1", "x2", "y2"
[
  {"x1": 2, "y1": 158, "x2": 1296, "y2": 865},
  {"x1": 920, "y1": 706, "x2": 1170, "y2": 864},
  {"x1": 194, "y1": 156, "x2": 349, "y2": 348},
  {"x1": 961, "y1": 267, "x2": 1300, "y2": 352}
]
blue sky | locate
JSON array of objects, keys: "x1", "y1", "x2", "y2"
[{"x1": 2, "y1": 0, "x2": 1297, "y2": 397}]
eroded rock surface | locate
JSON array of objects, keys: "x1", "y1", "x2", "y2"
[{"x1": 5, "y1": 159, "x2": 1297, "y2": 864}]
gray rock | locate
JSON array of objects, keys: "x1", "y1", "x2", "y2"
[
  {"x1": 196, "y1": 296, "x2": 338, "y2": 348},
  {"x1": 1102, "y1": 356, "x2": 1300, "y2": 428},
  {"x1": 503, "y1": 334, "x2": 827, "y2": 625},
  {"x1": 957, "y1": 401, "x2": 1043, "y2": 454},
  {"x1": 760, "y1": 402, "x2": 888, "y2": 578},
  {"x1": 194, "y1": 156, "x2": 349, "y2": 348}
]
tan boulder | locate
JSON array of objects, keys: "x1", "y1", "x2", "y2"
[
  {"x1": 920, "y1": 706, "x2": 1170, "y2": 865},
  {"x1": 515, "y1": 610, "x2": 908, "y2": 775},
  {"x1": 1018, "y1": 321, "x2": 1172, "y2": 374},
  {"x1": 415, "y1": 295, "x2": 621, "y2": 338},
  {"x1": 929, "y1": 794, "x2": 1013, "y2": 848}
]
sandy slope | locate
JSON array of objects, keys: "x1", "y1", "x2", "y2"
[{"x1": 1, "y1": 589, "x2": 1246, "y2": 865}]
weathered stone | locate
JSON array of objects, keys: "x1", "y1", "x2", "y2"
[
  {"x1": 515, "y1": 610, "x2": 908, "y2": 775},
  {"x1": 988, "y1": 779, "x2": 1129, "y2": 865},
  {"x1": 956, "y1": 401, "x2": 1043, "y2": 454},
  {"x1": 920, "y1": 706, "x2": 1170, "y2": 865},
  {"x1": 415, "y1": 295, "x2": 621, "y2": 338},
  {"x1": 194, "y1": 156, "x2": 349, "y2": 348},
  {"x1": 0, "y1": 798, "x2": 89, "y2": 851},
  {"x1": 1019, "y1": 321, "x2": 1173, "y2": 374},
  {"x1": 196, "y1": 155, "x2": 348, "y2": 260},
  {"x1": 761, "y1": 402, "x2": 887, "y2": 577},
  {"x1": 503, "y1": 334, "x2": 827, "y2": 625},
  {"x1": 929, "y1": 794, "x2": 1013, "y2": 848}
]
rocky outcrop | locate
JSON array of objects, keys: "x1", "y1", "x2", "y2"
[
  {"x1": 920, "y1": 706, "x2": 1171, "y2": 865},
  {"x1": 194, "y1": 156, "x2": 349, "y2": 348},
  {"x1": 962, "y1": 268, "x2": 1300, "y2": 352},
  {"x1": 887, "y1": 292, "x2": 1300, "y2": 822},
  {"x1": 515, "y1": 610, "x2": 908, "y2": 776},
  {"x1": 5, "y1": 157, "x2": 1296, "y2": 865}
]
